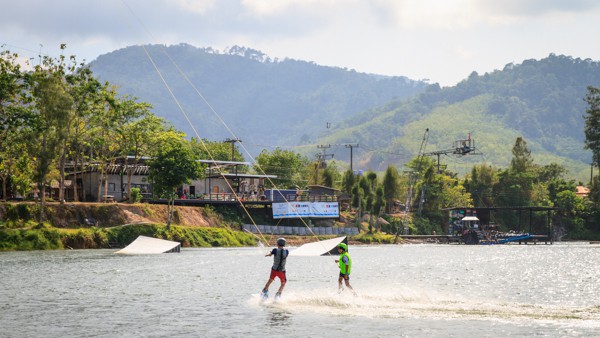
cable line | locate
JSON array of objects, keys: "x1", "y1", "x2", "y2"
[{"x1": 119, "y1": 0, "x2": 333, "y2": 253}]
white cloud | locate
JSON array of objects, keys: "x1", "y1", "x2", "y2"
[
  {"x1": 241, "y1": 0, "x2": 343, "y2": 16},
  {"x1": 174, "y1": 0, "x2": 216, "y2": 14},
  {"x1": 2, "y1": 0, "x2": 600, "y2": 86}
]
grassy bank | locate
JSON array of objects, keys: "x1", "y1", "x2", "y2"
[{"x1": 0, "y1": 223, "x2": 257, "y2": 251}]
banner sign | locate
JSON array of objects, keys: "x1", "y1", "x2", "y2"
[
  {"x1": 273, "y1": 202, "x2": 339, "y2": 219},
  {"x1": 310, "y1": 202, "x2": 339, "y2": 217}
]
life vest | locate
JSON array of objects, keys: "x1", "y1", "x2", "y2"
[
  {"x1": 338, "y1": 252, "x2": 352, "y2": 274},
  {"x1": 272, "y1": 248, "x2": 288, "y2": 271}
]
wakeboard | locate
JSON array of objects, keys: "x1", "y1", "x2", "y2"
[{"x1": 260, "y1": 290, "x2": 269, "y2": 302}]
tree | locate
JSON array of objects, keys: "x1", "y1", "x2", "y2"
[
  {"x1": 584, "y1": 86, "x2": 600, "y2": 205},
  {"x1": 254, "y1": 148, "x2": 308, "y2": 189},
  {"x1": 341, "y1": 169, "x2": 355, "y2": 195},
  {"x1": 510, "y1": 136, "x2": 534, "y2": 173},
  {"x1": 382, "y1": 165, "x2": 400, "y2": 213},
  {"x1": 52, "y1": 51, "x2": 90, "y2": 204},
  {"x1": 464, "y1": 164, "x2": 498, "y2": 208},
  {"x1": 321, "y1": 167, "x2": 334, "y2": 188},
  {"x1": 149, "y1": 132, "x2": 201, "y2": 228},
  {"x1": 321, "y1": 161, "x2": 342, "y2": 189},
  {"x1": 64, "y1": 64, "x2": 102, "y2": 202},
  {"x1": 494, "y1": 137, "x2": 536, "y2": 208},
  {"x1": 115, "y1": 105, "x2": 161, "y2": 201},
  {"x1": 191, "y1": 138, "x2": 245, "y2": 162},
  {"x1": 0, "y1": 50, "x2": 29, "y2": 200},
  {"x1": 373, "y1": 186, "x2": 386, "y2": 231},
  {"x1": 584, "y1": 86, "x2": 600, "y2": 169},
  {"x1": 27, "y1": 54, "x2": 74, "y2": 225}
]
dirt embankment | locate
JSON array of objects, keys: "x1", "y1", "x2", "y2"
[
  {"x1": 0, "y1": 202, "x2": 368, "y2": 247},
  {"x1": 0, "y1": 202, "x2": 222, "y2": 228}
]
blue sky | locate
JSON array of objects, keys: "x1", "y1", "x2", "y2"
[{"x1": 2, "y1": 0, "x2": 600, "y2": 86}]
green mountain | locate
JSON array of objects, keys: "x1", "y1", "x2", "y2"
[
  {"x1": 315, "y1": 54, "x2": 600, "y2": 181},
  {"x1": 90, "y1": 46, "x2": 600, "y2": 182},
  {"x1": 89, "y1": 44, "x2": 427, "y2": 157}
]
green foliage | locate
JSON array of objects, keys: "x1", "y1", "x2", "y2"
[
  {"x1": 0, "y1": 222, "x2": 257, "y2": 251},
  {"x1": 208, "y1": 205, "x2": 242, "y2": 225},
  {"x1": 149, "y1": 133, "x2": 201, "y2": 198},
  {"x1": 342, "y1": 169, "x2": 355, "y2": 195},
  {"x1": 0, "y1": 228, "x2": 63, "y2": 250},
  {"x1": 190, "y1": 138, "x2": 244, "y2": 163},
  {"x1": 412, "y1": 215, "x2": 443, "y2": 235},
  {"x1": 62, "y1": 228, "x2": 107, "y2": 249},
  {"x1": 130, "y1": 188, "x2": 142, "y2": 203},
  {"x1": 1, "y1": 204, "x2": 38, "y2": 228},
  {"x1": 168, "y1": 226, "x2": 255, "y2": 247},
  {"x1": 353, "y1": 232, "x2": 395, "y2": 244},
  {"x1": 465, "y1": 164, "x2": 499, "y2": 207},
  {"x1": 380, "y1": 215, "x2": 401, "y2": 234},
  {"x1": 382, "y1": 166, "x2": 400, "y2": 210},
  {"x1": 105, "y1": 223, "x2": 160, "y2": 247},
  {"x1": 149, "y1": 132, "x2": 202, "y2": 227},
  {"x1": 510, "y1": 137, "x2": 534, "y2": 173},
  {"x1": 584, "y1": 86, "x2": 600, "y2": 169},
  {"x1": 254, "y1": 148, "x2": 309, "y2": 189}
]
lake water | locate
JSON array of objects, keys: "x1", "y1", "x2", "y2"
[{"x1": 1, "y1": 242, "x2": 599, "y2": 337}]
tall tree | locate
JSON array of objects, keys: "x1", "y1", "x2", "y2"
[
  {"x1": 64, "y1": 64, "x2": 102, "y2": 202},
  {"x1": 382, "y1": 165, "x2": 400, "y2": 213},
  {"x1": 510, "y1": 136, "x2": 534, "y2": 173},
  {"x1": 584, "y1": 86, "x2": 600, "y2": 205},
  {"x1": 342, "y1": 169, "x2": 355, "y2": 195},
  {"x1": 373, "y1": 185, "x2": 386, "y2": 231},
  {"x1": 321, "y1": 161, "x2": 342, "y2": 189},
  {"x1": 465, "y1": 164, "x2": 498, "y2": 208},
  {"x1": 114, "y1": 104, "x2": 159, "y2": 201},
  {"x1": 584, "y1": 86, "x2": 600, "y2": 169},
  {"x1": 149, "y1": 132, "x2": 201, "y2": 228},
  {"x1": 27, "y1": 53, "x2": 74, "y2": 225},
  {"x1": 0, "y1": 50, "x2": 29, "y2": 200}
]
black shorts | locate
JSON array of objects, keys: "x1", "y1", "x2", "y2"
[{"x1": 339, "y1": 272, "x2": 350, "y2": 280}]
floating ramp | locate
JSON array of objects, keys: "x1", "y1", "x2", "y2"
[
  {"x1": 289, "y1": 236, "x2": 347, "y2": 256},
  {"x1": 115, "y1": 236, "x2": 181, "y2": 254}
]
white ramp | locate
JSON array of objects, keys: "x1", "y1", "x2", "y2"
[
  {"x1": 115, "y1": 236, "x2": 181, "y2": 254},
  {"x1": 289, "y1": 236, "x2": 346, "y2": 256}
]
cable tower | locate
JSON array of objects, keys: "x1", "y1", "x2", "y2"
[{"x1": 423, "y1": 133, "x2": 483, "y2": 173}]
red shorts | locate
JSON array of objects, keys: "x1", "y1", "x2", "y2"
[{"x1": 269, "y1": 269, "x2": 287, "y2": 282}]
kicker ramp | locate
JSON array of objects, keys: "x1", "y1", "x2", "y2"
[
  {"x1": 289, "y1": 236, "x2": 347, "y2": 256},
  {"x1": 115, "y1": 235, "x2": 181, "y2": 254}
]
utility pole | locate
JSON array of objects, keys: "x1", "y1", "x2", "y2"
[
  {"x1": 344, "y1": 143, "x2": 359, "y2": 172},
  {"x1": 316, "y1": 144, "x2": 332, "y2": 184},
  {"x1": 317, "y1": 144, "x2": 331, "y2": 158},
  {"x1": 224, "y1": 138, "x2": 242, "y2": 161}
]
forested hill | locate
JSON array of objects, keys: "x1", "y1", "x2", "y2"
[
  {"x1": 89, "y1": 43, "x2": 427, "y2": 155},
  {"x1": 316, "y1": 54, "x2": 600, "y2": 181}
]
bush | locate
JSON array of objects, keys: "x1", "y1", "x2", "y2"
[
  {"x1": 412, "y1": 217, "x2": 443, "y2": 235},
  {"x1": 354, "y1": 232, "x2": 396, "y2": 244},
  {"x1": 130, "y1": 188, "x2": 142, "y2": 203},
  {"x1": 0, "y1": 228, "x2": 63, "y2": 250}
]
